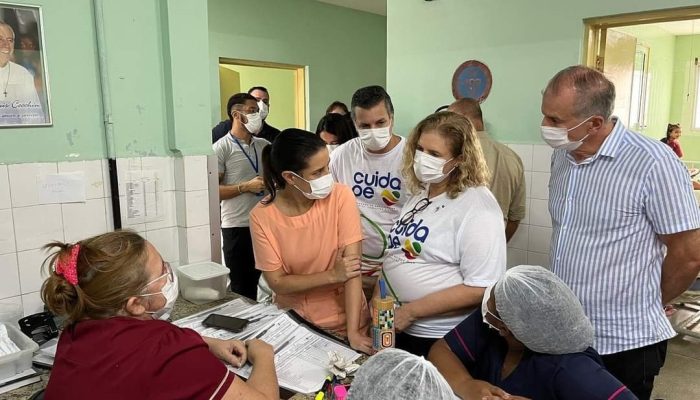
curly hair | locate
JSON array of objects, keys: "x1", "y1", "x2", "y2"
[{"x1": 401, "y1": 111, "x2": 490, "y2": 199}]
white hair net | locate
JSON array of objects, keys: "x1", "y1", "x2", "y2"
[
  {"x1": 347, "y1": 348, "x2": 456, "y2": 400},
  {"x1": 494, "y1": 265, "x2": 594, "y2": 355}
]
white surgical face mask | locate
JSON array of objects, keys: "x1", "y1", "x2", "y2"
[
  {"x1": 540, "y1": 116, "x2": 593, "y2": 151},
  {"x1": 481, "y1": 285, "x2": 493, "y2": 322},
  {"x1": 357, "y1": 126, "x2": 391, "y2": 151},
  {"x1": 242, "y1": 111, "x2": 263, "y2": 135},
  {"x1": 413, "y1": 150, "x2": 454, "y2": 184},
  {"x1": 326, "y1": 144, "x2": 339, "y2": 154},
  {"x1": 140, "y1": 265, "x2": 179, "y2": 320},
  {"x1": 291, "y1": 172, "x2": 334, "y2": 200},
  {"x1": 257, "y1": 100, "x2": 269, "y2": 120}
]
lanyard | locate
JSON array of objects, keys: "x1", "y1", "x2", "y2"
[{"x1": 231, "y1": 136, "x2": 259, "y2": 174}]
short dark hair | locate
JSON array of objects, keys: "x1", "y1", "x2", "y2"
[
  {"x1": 226, "y1": 93, "x2": 257, "y2": 120},
  {"x1": 545, "y1": 66, "x2": 615, "y2": 120},
  {"x1": 248, "y1": 86, "x2": 269, "y2": 95},
  {"x1": 326, "y1": 101, "x2": 349, "y2": 115},
  {"x1": 351, "y1": 85, "x2": 394, "y2": 120},
  {"x1": 261, "y1": 129, "x2": 327, "y2": 204},
  {"x1": 315, "y1": 113, "x2": 358, "y2": 145}
]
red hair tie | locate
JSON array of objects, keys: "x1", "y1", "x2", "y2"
[{"x1": 56, "y1": 244, "x2": 81, "y2": 286}]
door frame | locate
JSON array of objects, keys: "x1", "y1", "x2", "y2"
[
  {"x1": 218, "y1": 58, "x2": 308, "y2": 129},
  {"x1": 583, "y1": 5, "x2": 700, "y2": 70}
]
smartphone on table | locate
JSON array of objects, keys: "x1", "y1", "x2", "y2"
[{"x1": 202, "y1": 314, "x2": 249, "y2": 333}]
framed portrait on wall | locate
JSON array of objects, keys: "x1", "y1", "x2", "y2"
[{"x1": 0, "y1": 3, "x2": 51, "y2": 127}]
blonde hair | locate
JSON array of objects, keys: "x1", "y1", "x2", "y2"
[
  {"x1": 40, "y1": 230, "x2": 150, "y2": 324},
  {"x1": 402, "y1": 111, "x2": 490, "y2": 199}
]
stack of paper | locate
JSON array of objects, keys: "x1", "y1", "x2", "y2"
[
  {"x1": 0, "y1": 368, "x2": 41, "y2": 395},
  {"x1": 32, "y1": 338, "x2": 58, "y2": 368}
]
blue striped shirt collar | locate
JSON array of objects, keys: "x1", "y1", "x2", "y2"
[{"x1": 565, "y1": 117, "x2": 626, "y2": 164}]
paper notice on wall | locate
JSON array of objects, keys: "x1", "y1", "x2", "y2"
[
  {"x1": 125, "y1": 169, "x2": 164, "y2": 224},
  {"x1": 38, "y1": 172, "x2": 86, "y2": 204}
]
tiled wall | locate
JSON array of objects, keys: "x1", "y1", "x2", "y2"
[
  {"x1": 502, "y1": 144, "x2": 554, "y2": 269},
  {"x1": 0, "y1": 156, "x2": 213, "y2": 317}
]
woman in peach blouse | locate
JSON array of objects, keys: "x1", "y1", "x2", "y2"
[{"x1": 251, "y1": 129, "x2": 372, "y2": 353}]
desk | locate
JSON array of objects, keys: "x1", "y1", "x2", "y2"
[{"x1": 3, "y1": 294, "x2": 357, "y2": 399}]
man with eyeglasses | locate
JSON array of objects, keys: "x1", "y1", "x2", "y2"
[{"x1": 0, "y1": 21, "x2": 44, "y2": 125}]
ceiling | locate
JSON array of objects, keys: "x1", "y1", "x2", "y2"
[
  {"x1": 654, "y1": 20, "x2": 700, "y2": 36},
  {"x1": 315, "y1": 0, "x2": 387, "y2": 16}
]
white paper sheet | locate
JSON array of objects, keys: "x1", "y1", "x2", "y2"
[{"x1": 38, "y1": 172, "x2": 86, "y2": 204}]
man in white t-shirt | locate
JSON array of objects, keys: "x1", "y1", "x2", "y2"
[
  {"x1": 214, "y1": 93, "x2": 269, "y2": 299},
  {"x1": 330, "y1": 86, "x2": 407, "y2": 298}
]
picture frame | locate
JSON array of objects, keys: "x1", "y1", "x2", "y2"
[{"x1": 0, "y1": 2, "x2": 51, "y2": 127}]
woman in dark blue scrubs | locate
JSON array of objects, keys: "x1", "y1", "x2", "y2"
[{"x1": 429, "y1": 265, "x2": 637, "y2": 400}]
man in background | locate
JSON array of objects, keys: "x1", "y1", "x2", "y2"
[{"x1": 213, "y1": 86, "x2": 280, "y2": 143}]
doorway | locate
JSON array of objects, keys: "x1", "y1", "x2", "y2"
[{"x1": 218, "y1": 58, "x2": 308, "y2": 130}]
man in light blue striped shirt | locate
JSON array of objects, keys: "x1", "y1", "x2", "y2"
[{"x1": 542, "y1": 66, "x2": 700, "y2": 400}]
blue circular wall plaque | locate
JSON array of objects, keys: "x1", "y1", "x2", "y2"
[{"x1": 452, "y1": 60, "x2": 492, "y2": 102}]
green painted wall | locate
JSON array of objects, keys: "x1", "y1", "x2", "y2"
[
  {"x1": 208, "y1": 0, "x2": 386, "y2": 132},
  {"x1": 221, "y1": 64, "x2": 298, "y2": 130},
  {"x1": 670, "y1": 34, "x2": 700, "y2": 161},
  {"x1": 386, "y1": 0, "x2": 700, "y2": 141},
  {"x1": 0, "y1": 0, "x2": 212, "y2": 164}
]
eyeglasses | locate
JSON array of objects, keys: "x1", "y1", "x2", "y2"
[
  {"x1": 399, "y1": 197, "x2": 432, "y2": 226},
  {"x1": 140, "y1": 261, "x2": 173, "y2": 294},
  {"x1": 484, "y1": 310, "x2": 504, "y2": 331}
]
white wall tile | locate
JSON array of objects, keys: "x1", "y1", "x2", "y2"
[
  {"x1": 0, "y1": 165, "x2": 10, "y2": 210},
  {"x1": 174, "y1": 157, "x2": 185, "y2": 191},
  {"x1": 141, "y1": 157, "x2": 176, "y2": 192},
  {"x1": 520, "y1": 198, "x2": 529, "y2": 225},
  {"x1": 17, "y1": 248, "x2": 49, "y2": 294},
  {"x1": 57, "y1": 160, "x2": 105, "y2": 200},
  {"x1": 13, "y1": 204, "x2": 63, "y2": 252},
  {"x1": 186, "y1": 225, "x2": 212, "y2": 264},
  {"x1": 532, "y1": 145, "x2": 553, "y2": 173},
  {"x1": 146, "y1": 227, "x2": 179, "y2": 263},
  {"x1": 523, "y1": 171, "x2": 532, "y2": 199},
  {"x1": 101, "y1": 159, "x2": 111, "y2": 198},
  {"x1": 530, "y1": 172, "x2": 550, "y2": 200},
  {"x1": 507, "y1": 224, "x2": 528, "y2": 250},
  {"x1": 183, "y1": 156, "x2": 208, "y2": 191},
  {"x1": 8, "y1": 163, "x2": 57, "y2": 207},
  {"x1": 104, "y1": 197, "x2": 115, "y2": 231},
  {"x1": 528, "y1": 225, "x2": 552, "y2": 254},
  {"x1": 506, "y1": 248, "x2": 528, "y2": 269},
  {"x1": 145, "y1": 191, "x2": 177, "y2": 231},
  {"x1": 0, "y1": 209, "x2": 15, "y2": 255},
  {"x1": 527, "y1": 251, "x2": 551, "y2": 269},
  {"x1": 62, "y1": 199, "x2": 108, "y2": 243},
  {"x1": 0, "y1": 253, "x2": 20, "y2": 299},
  {"x1": 507, "y1": 144, "x2": 533, "y2": 171},
  {"x1": 21, "y1": 291, "x2": 44, "y2": 316},
  {"x1": 184, "y1": 190, "x2": 210, "y2": 227},
  {"x1": 528, "y1": 199, "x2": 552, "y2": 228},
  {"x1": 0, "y1": 296, "x2": 23, "y2": 325}
]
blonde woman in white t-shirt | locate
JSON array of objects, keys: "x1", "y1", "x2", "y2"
[{"x1": 379, "y1": 111, "x2": 507, "y2": 357}]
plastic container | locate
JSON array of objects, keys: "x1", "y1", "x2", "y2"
[
  {"x1": 178, "y1": 262, "x2": 229, "y2": 305},
  {"x1": 0, "y1": 323, "x2": 39, "y2": 381}
]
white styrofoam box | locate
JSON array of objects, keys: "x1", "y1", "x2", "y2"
[
  {"x1": 145, "y1": 190, "x2": 177, "y2": 231},
  {"x1": 178, "y1": 262, "x2": 228, "y2": 305},
  {"x1": 183, "y1": 156, "x2": 209, "y2": 192},
  {"x1": 57, "y1": 160, "x2": 105, "y2": 200},
  {"x1": 186, "y1": 225, "x2": 212, "y2": 264},
  {"x1": 184, "y1": 190, "x2": 210, "y2": 227},
  {"x1": 0, "y1": 209, "x2": 15, "y2": 255},
  {"x1": 13, "y1": 204, "x2": 63, "y2": 252},
  {"x1": 62, "y1": 199, "x2": 108, "y2": 243},
  {"x1": 116, "y1": 157, "x2": 142, "y2": 195},
  {"x1": 146, "y1": 227, "x2": 179, "y2": 263},
  {"x1": 0, "y1": 253, "x2": 20, "y2": 299},
  {"x1": 506, "y1": 144, "x2": 533, "y2": 172},
  {"x1": 141, "y1": 157, "x2": 176, "y2": 192},
  {"x1": 527, "y1": 251, "x2": 551, "y2": 269},
  {"x1": 0, "y1": 323, "x2": 39, "y2": 380},
  {"x1": 530, "y1": 172, "x2": 550, "y2": 200},
  {"x1": 21, "y1": 291, "x2": 44, "y2": 316},
  {"x1": 528, "y1": 199, "x2": 552, "y2": 228},
  {"x1": 8, "y1": 162, "x2": 57, "y2": 208},
  {"x1": 528, "y1": 225, "x2": 552, "y2": 254},
  {"x1": 0, "y1": 165, "x2": 10, "y2": 210},
  {"x1": 507, "y1": 224, "x2": 529, "y2": 251},
  {"x1": 523, "y1": 171, "x2": 532, "y2": 199},
  {"x1": 17, "y1": 248, "x2": 49, "y2": 294},
  {"x1": 532, "y1": 145, "x2": 553, "y2": 173},
  {"x1": 506, "y1": 248, "x2": 528, "y2": 269}
]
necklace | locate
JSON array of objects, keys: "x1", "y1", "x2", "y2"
[{"x1": 3, "y1": 62, "x2": 9, "y2": 98}]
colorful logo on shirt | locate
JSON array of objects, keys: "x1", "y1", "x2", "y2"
[
  {"x1": 402, "y1": 239, "x2": 422, "y2": 260},
  {"x1": 353, "y1": 171, "x2": 402, "y2": 203},
  {"x1": 381, "y1": 189, "x2": 401, "y2": 206}
]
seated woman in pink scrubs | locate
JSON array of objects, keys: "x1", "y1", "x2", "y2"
[{"x1": 251, "y1": 129, "x2": 372, "y2": 353}]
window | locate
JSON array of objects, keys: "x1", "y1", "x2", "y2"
[
  {"x1": 629, "y1": 45, "x2": 650, "y2": 132},
  {"x1": 694, "y1": 62, "x2": 700, "y2": 130}
]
